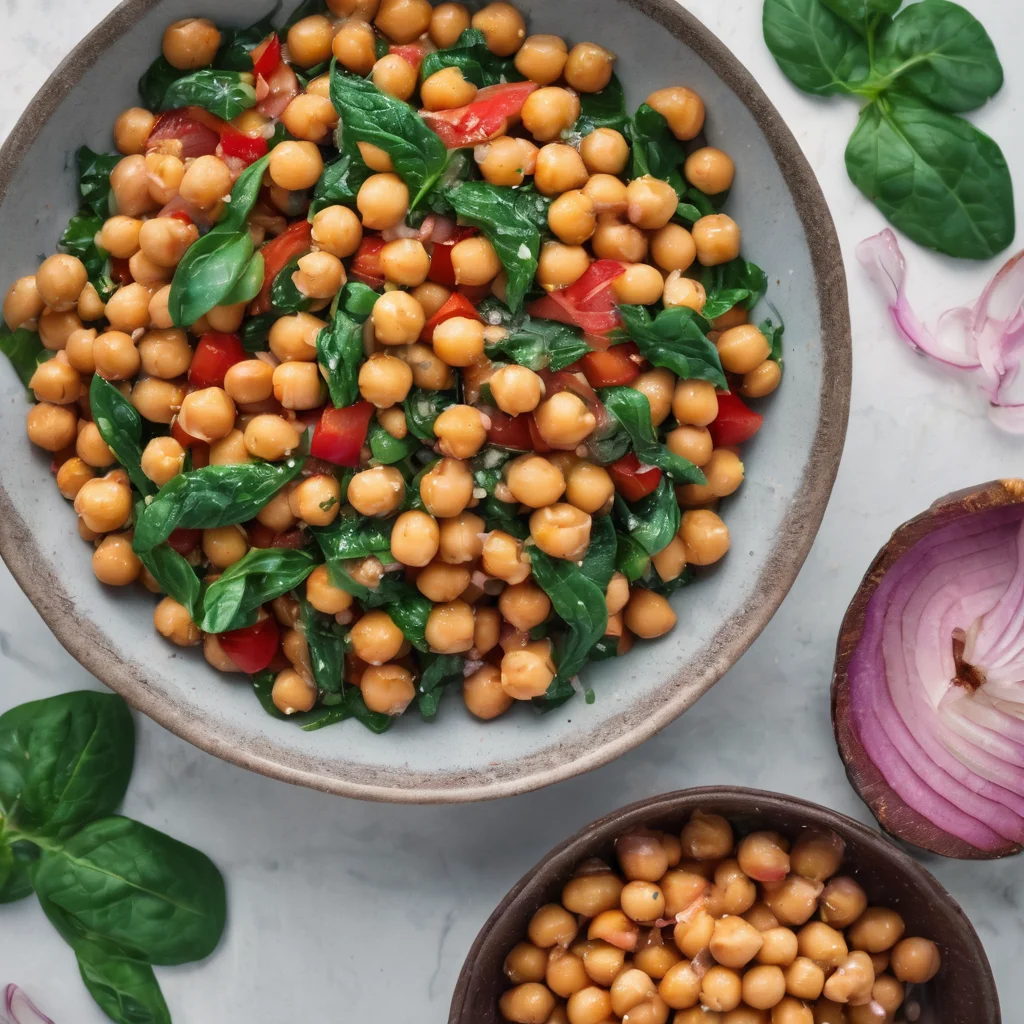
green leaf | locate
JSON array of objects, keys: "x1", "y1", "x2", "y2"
[
  {"x1": 0, "y1": 325, "x2": 50, "y2": 392},
  {"x1": 215, "y1": 8, "x2": 279, "y2": 70},
  {"x1": 615, "y1": 531, "x2": 651, "y2": 582},
  {"x1": 0, "y1": 691, "x2": 133, "y2": 838},
  {"x1": 200, "y1": 547, "x2": 319, "y2": 633},
  {"x1": 306, "y1": 689, "x2": 393, "y2": 733},
  {"x1": 613, "y1": 475, "x2": 680, "y2": 557},
  {"x1": 135, "y1": 542, "x2": 202, "y2": 622},
  {"x1": 420, "y1": 28, "x2": 519, "y2": 87},
  {"x1": 77, "y1": 147, "x2": 119, "y2": 220},
  {"x1": 138, "y1": 57, "x2": 185, "y2": 110},
  {"x1": 416, "y1": 653, "x2": 464, "y2": 719},
  {"x1": 329, "y1": 65, "x2": 448, "y2": 207},
  {"x1": 161, "y1": 70, "x2": 258, "y2": 120},
  {"x1": 618, "y1": 305, "x2": 726, "y2": 389},
  {"x1": 845, "y1": 93, "x2": 1014, "y2": 260},
  {"x1": 447, "y1": 182, "x2": 549, "y2": 311},
  {"x1": 222, "y1": 251, "x2": 266, "y2": 306},
  {"x1": 0, "y1": 840, "x2": 38, "y2": 903},
  {"x1": 580, "y1": 515, "x2": 617, "y2": 592},
  {"x1": 876, "y1": 0, "x2": 1003, "y2": 113},
  {"x1": 133, "y1": 455, "x2": 305, "y2": 552},
  {"x1": 387, "y1": 595, "x2": 433, "y2": 652},
  {"x1": 340, "y1": 280, "x2": 379, "y2": 321},
  {"x1": 32, "y1": 815, "x2": 226, "y2": 965},
  {"x1": 404, "y1": 388, "x2": 456, "y2": 441},
  {"x1": 89, "y1": 375, "x2": 154, "y2": 496},
  {"x1": 760, "y1": 316, "x2": 785, "y2": 365},
  {"x1": 241, "y1": 312, "x2": 277, "y2": 352},
  {"x1": 600, "y1": 387, "x2": 707, "y2": 485},
  {"x1": 300, "y1": 598, "x2": 346, "y2": 694},
  {"x1": 820, "y1": 0, "x2": 901, "y2": 27},
  {"x1": 762, "y1": 0, "x2": 871, "y2": 95},
  {"x1": 77, "y1": 943, "x2": 172, "y2": 1024},
  {"x1": 309, "y1": 151, "x2": 373, "y2": 218},
  {"x1": 316, "y1": 303, "x2": 363, "y2": 408},
  {"x1": 575, "y1": 74, "x2": 628, "y2": 134},
  {"x1": 270, "y1": 254, "x2": 314, "y2": 314},
  {"x1": 60, "y1": 213, "x2": 115, "y2": 301},
  {"x1": 169, "y1": 230, "x2": 255, "y2": 327},
  {"x1": 312, "y1": 511, "x2": 394, "y2": 564},
  {"x1": 220, "y1": 154, "x2": 272, "y2": 233},
  {"x1": 481, "y1": 301, "x2": 590, "y2": 371},
  {"x1": 705, "y1": 257, "x2": 769, "y2": 316},
  {"x1": 629, "y1": 105, "x2": 686, "y2": 197},
  {"x1": 368, "y1": 419, "x2": 421, "y2": 464}
]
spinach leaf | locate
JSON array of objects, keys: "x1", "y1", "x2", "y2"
[
  {"x1": 77, "y1": 146, "x2": 119, "y2": 220},
  {"x1": 219, "y1": 154, "x2": 271, "y2": 234},
  {"x1": 309, "y1": 150, "x2": 372, "y2": 217},
  {"x1": 587, "y1": 420, "x2": 632, "y2": 466},
  {"x1": 330, "y1": 66, "x2": 448, "y2": 207},
  {"x1": 580, "y1": 515, "x2": 617, "y2": 592},
  {"x1": 701, "y1": 257, "x2": 769, "y2": 319},
  {"x1": 629, "y1": 105, "x2": 686, "y2": 197},
  {"x1": 761, "y1": 316, "x2": 785, "y2": 365},
  {"x1": 215, "y1": 8, "x2": 279, "y2": 70},
  {"x1": 876, "y1": 0, "x2": 1002, "y2": 113},
  {"x1": 223, "y1": 251, "x2": 266, "y2": 306},
  {"x1": 447, "y1": 181, "x2": 549, "y2": 311},
  {"x1": 0, "y1": 691, "x2": 133, "y2": 838},
  {"x1": 316, "y1": 303, "x2": 362, "y2": 408},
  {"x1": 313, "y1": 512, "x2": 393, "y2": 563},
  {"x1": 242, "y1": 312, "x2": 277, "y2": 352},
  {"x1": 845, "y1": 93, "x2": 1014, "y2": 260},
  {"x1": 200, "y1": 548, "x2": 318, "y2": 633},
  {"x1": 89, "y1": 375, "x2": 155, "y2": 496},
  {"x1": 270, "y1": 254, "x2": 313, "y2": 314},
  {"x1": 340, "y1": 280, "x2": 379, "y2": 321},
  {"x1": 160, "y1": 70, "x2": 259, "y2": 120},
  {"x1": 762, "y1": 0, "x2": 871, "y2": 95},
  {"x1": 387, "y1": 595, "x2": 433, "y2": 652},
  {"x1": 616, "y1": 531, "x2": 651, "y2": 582},
  {"x1": 404, "y1": 388, "x2": 455, "y2": 441},
  {"x1": 601, "y1": 387, "x2": 706, "y2": 485},
  {"x1": 472, "y1": 449, "x2": 525, "y2": 535},
  {"x1": 420, "y1": 28, "x2": 519, "y2": 87},
  {"x1": 138, "y1": 57, "x2": 185, "y2": 110},
  {"x1": 133, "y1": 455, "x2": 305, "y2": 552},
  {"x1": 0, "y1": 326, "x2": 50, "y2": 391},
  {"x1": 135, "y1": 543, "x2": 202, "y2": 622},
  {"x1": 300, "y1": 598, "x2": 346, "y2": 694},
  {"x1": 575, "y1": 74, "x2": 628, "y2": 134},
  {"x1": 820, "y1": 0, "x2": 901, "y2": 27},
  {"x1": 618, "y1": 305, "x2": 727, "y2": 389},
  {"x1": 483, "y1": 306, "x2": 590, "y2": 372},
  {"x1": 59, "y1": 213, "x2": 115, "y2": 301},
  {"x1": 32, "y1": 815, "x2": 226, "y2": 965},
  {"x1": 368, "y1": 419, "x2": 421, "y2": 464},
  {"x1": 0, "y1": 841, "x2": 38, "y2": 904},
  {"x1": 77, "y1": 943, "x2": 171, "y2": 1024},
  {"x1": 416, "y1": 653, "x2": 464, "y2": 719},
  {"x1": 308, "y1": 688, "x2": 393, "y2": 733},
  {"x1": 613, "y1": 476, "x2": 680, "y2": 557}
]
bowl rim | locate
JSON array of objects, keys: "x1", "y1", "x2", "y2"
[
  {"x1": 0, "y1": 0, "x2": 851, "y2": 803},
  {"x1": 448, "y1": 786, "x2": 1000, "y2": 1023}
]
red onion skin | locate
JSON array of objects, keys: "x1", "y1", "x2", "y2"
[{"x1": 833, "y1": 479, "x2": 1024, "y2": 859}]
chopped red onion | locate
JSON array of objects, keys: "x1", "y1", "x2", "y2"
[
  {"x1": 3, "y1": 987, "x2": 55, "y2": 1024},
  {"x1": 858, "y1": 229, "x2": 1024, "y2": 433}
]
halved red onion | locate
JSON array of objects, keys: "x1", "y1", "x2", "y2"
[
  {"x1": 833, "y1": 478, "x2": 1024, "y2": 858},
  {"x1": 3, "y1": 987, "x2": 55, "y2": 1024}
]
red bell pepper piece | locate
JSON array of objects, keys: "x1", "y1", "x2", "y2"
[
  {"x1": 421, "y1": 292, "x2": 482, "y2": 343},
  {"x1": 608, "y1": 453, "x2": 663, "y2": 503},
  {"x1": 580, "y1": 347, "x2": 641, "y2": 388},
  {"x1": 188, "y1": 332, "x2": 246, "y2": 389},
  {"x1": 421, "y1": 82, "x2": 539, "y2": 149},
  {"x1": 390, "y1": 42, "x2": 427, "y2": 70},
  {"x1": 708, "y1": 392, "x2": 764, "y2": 447},
  {"x1": 219, "y1": 615, "x2": 280, "y2": 674},
  {"x1": 250, "y1": 33, "x2": 282, "y2": 79},
  {"x1": 167, "y1": 528, "x2": 201, "y2": 555},
  {"x1": 349, "y1": 236, "x2": 386, "y2": 288},
  {"x1": 427, "y1": 226, "x2": 477, "y2": 287},
  {"x1": 527, "y1": 260, "x2": 627, "y2": 343},
  {"x1": 219, "y1": 128, "x2": 268, "y2": 165},
  {"x1": 250, "y1": 220, "x2": 314, "y2": 315},
  {"x1": 310, "y1": 402, "x2": 375, "y2": 467},
  {"x1": 171, "y1": 416, "x2": 203, "y2": 449},
  {"x1": 486, "y1": 411, "x2": 534, "y2": 451}
]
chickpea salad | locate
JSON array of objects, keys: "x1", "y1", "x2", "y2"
[{"x1": 0, "y1": 0, "x2": 783, "y2": 732}]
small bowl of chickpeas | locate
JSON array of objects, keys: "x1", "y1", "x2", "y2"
[
  {"x1": 451, "y1": 788, "x2": 999, "y2": 1024},
  {"x1": 0, "y1": 0, "x2": 849, "y2": 800}
]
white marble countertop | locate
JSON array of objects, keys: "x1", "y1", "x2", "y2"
[{"x1": 1, "y1": 0, "x2": 1021, "y2": 1019}]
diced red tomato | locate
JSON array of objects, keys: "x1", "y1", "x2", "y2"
[
  {"x1": 190, "y1": 443, "x2": 211, "y2": 468},
  {"x1": 219, "y1": 128, "x2": 268, "y2": 166},
  {"x1": 251, "y1": 220, "x2": 314, "y2": 315},
  {"x1": 486, "y1": 411, "x2": 533, "y2": 451},
  {"x1": 457, "y1": 284, "x2": 492, "y2": 304},
  {"x1": 247, "y1": 522, "x2": 305, "y2": 549},
  {"x1": 167, "y1": 528, "x2": 201, "y2": 555},
  {"x1": 390, "y1": 42, "x2": 427, "y2": 70},
  {"x1": 188, "y1": 333, "x2": 246, "y2": 389},
  {"x1": 526, "y1": 414, "x2": 553, "y2": 454},
  {"x1": 528, "y1": 260, "x2": 627, "y2": 343},
  {"x1": 219, "y1": 615, "x2": 280, "y2": 674},
  {"x1": 421, "y1": 292, "x2": 482, "y2": 343},
  {"x1": 310, "y1": 402, "x2": 375, "y2": 467},
  {"x1": 421, "y1": 81, "x2": 539, "y2": 149},
  {"x1": 350, "y1": 236, "x2": 386, "y2": 288},
  {"x1": 257, "y1": 62, "x2": 300, "y2": 119},
  {"x1": 250, "y1": 33, "x2": 281, "y2": 78},
  {"x1": 708, "y1": 392, "x2": 764, "y2": 447},
  {"x1": 171, "y1": 417, "x2": 203, "y2": 448},
  {"x1": 427, "y1": 226, "x2": 477, "y2": 287},
  {"x1": 168, "y1": 209, "x2": 193, "y2": 225},
  {"x1": 147, "y1": 106, "x2": 224, "y2": 159},
  {"x1": 580, "y1": 347, "x2": 641, "y2": 388},
  {"x1": 608, "y1": 453, "x2": 662, "y2": 503},
  {"x1": 109, "y1": 257, "x2": 133, "y2": 286}
]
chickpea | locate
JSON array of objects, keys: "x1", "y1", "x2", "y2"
[
  {"x1": 666, "y1": 425, "x2": 713, "y2": 468},
  {"x1": 386, "y1": 510, "x2": 438, "y2": 568},
  {"x1": 736, "y1": 965, "x2": 786, "y2": 1011},
  {"x1": 504, "y1": 942, "x2": 548, "y2": 986},
  {"x1": 350, "y1": 609, "x2": 405, "y2": 666},
  {"x1": 419, "y1": 66, "x2": 477, "y2": 112},
  {"x1": 37, "y1": 309, "x2": 82, "y2": 351},
  {"x1": 176, "y1": 387, "x2": 235, "y2": 442},
  {"x1": 416, "y1": 458, "x2": 470, "y2": 519},
  {"x1": 663, "y1": 272, "x2": 707, "y2": 314},
  {"x1": 621, "y1": 588, "x2": 677, "y2": 639},
  {"x1": 613, "y1": 263, "x2": 664, "y2": 306},
  {"x1": 739, "y1": 361, "x2": 782, "y2": 402},
  {"x1": 103, "y1": 284, "x2": 151, "y2": 334},
  {"x1": 578, "y1": 176, "x2": 623, "y2": 217},
  {"x1": 360, "y1": 664, "x2": 416, "y2": 716},
  {"x1": 534, "y1": 392, "x2": 596, "y2": 447},
  {"x1": 206, "y1": 428, "x2": 248, "y2": 467},
  {"x1": 490, "y1": 364, "x2": 543, "y2": 416},
  {"x1": 602, "y1": 572, "x2": 629, "y2": 617},
  {"x1": 267, "y1": 668, "x2": 316, "y2": 715},
  {"x1": 650, "y1": 223, "x2": 697, "y2": 274},
  {"x1": 476, "y1": 136, "x2": 539, "y2": 188},
  {"x1": 888, "y1": 937, "x2": 940, "y2": 985},
  {"x1": 277, "y1": 14, "x2": 329, "y2": 71},
  {"x1": 357, "y1": 141, "x2": 395, "y2": 174},
  {"x1": 311, "y1": 205, "x2": 363, "y2": 259},
  {"x1": 401, "y1": 344, "x2": 452, "y2": 392},
  {"x1": 529, "y1": 504, "x2": 591, "y2": 563},
  {"x1": 592, "y1": 215, "x2": 648, "y2": 263},
  {"x1": 89, "y1": 532, "x2": 141, "y2": 587},
  {"x1": 411, "y1": 283, "x2": 451, "y2": 321},
  {"x1": 784, "y1": 958, "x2": 824, "y2": 1001},
  {"x1": 128, "y1": 250, "x2": 172, "y2": 288},
  {"x1": 36, "y1": 254, "x2": 87, "y2": 313},
  {"x1": 680, "y1": 810, "x2": 734, "y2": 860},
  {"x1": 757, "y1": 928, "x2": 799, "y2": 968},
  {"x1": 562, "y1": 868, "x2": 624, "y2": 919},
  {"x1": 680, "y1": 509, "x2": 730, "y2": 566},
  {"x1": 432, "y1": 316, "x2": 486, "y2": 367},
  {"x1": 675, "y1": 909, "x2": 714, "y2": 960},
  {"x1": 547, "y1": 190, "x2": 596, "y2": 246},
  {"x1": 482, "y1": 530, "x2": 531, "y2": 585},
  {"x1": 3, "y1": 276, "x2": 45, "y2": 329},
  {"x1": 631, "y1": 368, "x2": 674, "y2": 428},
  {"x1": 344, "y1": 465, "x2": 403, "y2": 518},
  {"x1": 529, "y1": 903, "x2": 578, "y2": 949},
  {"x1": 426, "y1": 1, "x2": 469, "y2": 45},
  {"x1": 30, "y1": 356, "x2": 81, "y2": 405},
  {"x1": 372, "y1": 0, "x2": 431, "y2": 42},
  {"x1": 547, "y1": 946, "x2": 590, "y2": 999},
  {"x1": 534, "y1": 144, "x2": 589, "y2": 196},
  {"x1": 328, "y1": 0, "x2": 379, "y2": 15},
  {"x1": 501, "y1": 643, "x2": 556, "y2": 700},
  {"x1": 139, "y1": 217, "x2": 198, "y2": 269},
  {"x1": 271, "y1": 312, "x2": 326, "y2": 365},
  {"x1": 371, "y1": 53, "x2": 417, "y2": 102},
  {"x1": 616, "y1": 881, "x2": 664, "y2": 925},
  {"x1": 787, "y1": 831, "x2": 844, "y2": 884},
  {"x1": 765, "y1": 875, "x2": 825, "y2": 929},
  {"x1": 471, "y1": 605, "x2": 501, "y2": 655},
  {"x1": 105, "y1": 215, "x2": 147, "y2": 261},
  {"x1": 536, "y1": 242, "x2": 590, "y2": 290},
  {"x1": 162, "y1": 17, "x2": 220, "y2": 69},
  {"x1": 646, "y1": 86, "x2": 705, "y2": 140},
  {"x1": 357, "y1": 173, "x2": 409, "y2": 231},
  {"x1": 561, "y1": 42, "x2": 613, "y2": 93},
  {"x1": 504, "y1": 455, "x2": 564, "y2": 509},
  {"x1": 671, "y1": 381, "x2": 717, "y2": 429},
  {"x1": 299, "y1": 568, "x2": 350, "y2": 620},
  {"x1": 693, "y1": 214, "x2": 742, "y2": 267},
  {"x1": 652, "y1": 535, "x2": 688, "y2": 584},
  {"x1": 135, "y1": 328, "x2": 189, "y2": 379},
  {"x1": 822, "y1": 952, "x2": 875, "y2": 1006},
  {"x1": 736, "y1": 832, "x2": 790, "y2": 884},
  {"x1": 77, "y1": 283, "x2": 105, "y2": 324},
  {"x1": 700, "y1": 966, "x2": 742, "y2": 1013},
  {"x1": 25, "y1": 402, "x2": 76, "y2": 452},
  {"x1": 240, "y1": 415, "x2": 299, "y2": 463},
  {"x1": 513, "y1": 33, "x2": 567, "y2": 85},
  {"x1": 137, "y1": 436, "x2": 184, "y2": 487},
  {"x1": 109, "y1": 155, "x2": 156, "y2": 217},
  {"x1": 377, "y1": 240, "x2": 429, "y2": 290},
  {"x1": 268, "y1": 141, "x2": 323, "y2": 193},
  {"x1": 498, "y1": 580, "x2": 550, "y2": 631},
  {"x1": 499, "y1": 982, "x2": 556, "y2": 1024},
  {"x1": 625, "y1": 176, "x2": 677, "y2": 231},
  {"x1": 424, "y1": 599, "x2": 474, "y2": 654},
  {"x1": 416, "y1": 561, "x2": 469, "y2": 603},
  {"x1": 657, "y1": 960, "x2": 702, "y2": 1010},
  {"x1": 459, "y1": 663, "x2": 509, "y2": 721},
  {"x1": 113, "y1": 106, "x2": 155, "y2": 155},
  {"x1": 282, "y1": 93, "x2": 338, "y2": 144},
  {"x1": 564, "y1": 461, "x2": 613, "y2": 515},
  {"x1": 846, "y1": 909, "x2": 905, "y2": 954},
  {"x1": 220, "y1": 360, "x2": 271, "y2": 406},
  {"x1": 88, "y1": 330, "x2": 137, "y2": 382},
  {"x1": 74, "y1": 421, "x2": 115, "y2": 469},
  {"x1": 773, "y1": 996, "x2": 813, "y2": 1024},
  {"x1": 56, "y1": 456, "x2": 94, "y2": 500},
  {"x1": 358, "y1": 353, "x2": 414, "y2": 409},
  {"x1": 449, "y1": 237, "x2": 502, "y2": 289},
  {"x1": 373, "y1": 290, "x2": 425, "y2": 346},
  {"x1": 144, "y1": 152, "x2": 184, "y2": 208},
  {"x1": 429, "y1": 405, "x2": 484, "y2": 460},
  {"x1": 716, "y1": 325, "x2": 770, "y2": 377},
  {"x1": 74, "y1": 476, "x2": 130, "y2": 533},
  {"x1": 471, "y1": 2, "x2": 526, "y2": 56},
  {"x1": 683, "y1": 148, "x2": 735, "y2": 197},
  {"x1": 292, "y1": 251, "x2": 345, "y2": 301},
  {"x1": 332, "y1": 18, "x2": 377, "y2": 75},
  {"x1": 201, "y1": 524, "x2": 247, "y2": 569},
  {"x1": 151, "y1": 596, "x2": 201, "y2": 646}
]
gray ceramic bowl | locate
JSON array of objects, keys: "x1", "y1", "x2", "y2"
[
  {"x1": 450, "y1": 788, "x2": 1000, "y2": 1023},
  {"x1": 0, "y1": 0, "x2": 850, "y2": 802}
]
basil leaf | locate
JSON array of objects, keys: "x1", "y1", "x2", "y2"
[
  {"x1": 316, "y1": 304, "x2": 362, "y2": 407},
  {"x1": 59, "y1": 213, "x2": 115, "y2": 301},
  {"x1": 820, "y1": 0, "x2": 901, "y2": 27},
  {"x1": 223, "y1": 251, "x2": 266, "y2": 306},
  {"x1": 404, "y1": 388, "x2": 455, "y2": 441},
  {"x1": 200, "y1": 548, "x2": 318, "y2": 633},
  {"x1": 77, "y1": 146, "x2": 119, "y2": 220},
  {"x1": 616, "y1": 531, "x2": 651, "y2": 582},
  {"x1": 762, "y1": 0, "x2": 871, "y2": 95},
  {"x1": 309, "y1": 151, "x2": 373, "y2": 217},
  {"x1": 759, "y1": 316, "x2": 785, "y2": 366},
  {"x1": 845, "y1": 93, "x2": 1014, "y2": 260},
  {"x1": 580, "y1": 515, "x2": 617, "y2": 592},
  {"x1": 629, "y1": 105, "x2": 686, "y2": 197},
  {"x1": 0, "y1": 326, "x2": 50, "y2": 392},
  {"x1": 133, "y1": 456, "x2": 305, "y2": 552},
  {"x1": 0, "y1": 841, "x2": 38, "y2": 904},
  {"x1": 368, "y1": 419, "x2": 421, "y2": 464},
  {"x1": 575, "y1": 74, "x2": 628, "y2": 134},
  {"x1": 33, "y1": 815, "x2": 226, "y2": 965},
  {"x1": 306, "y1": 688, "x2": 392, "y2": 733},
  {"x1": 220, "y1": 154, "x2": 273, "y2": 233},
  {"x1": 161, "y1": 70, "x2": 258, "y2": 120},
  {"x1": 601, "y1": 387, "x2": 707, "y2": 485},
  {"x1": 618, "y1": 305, "x2": 727, "y2": 389},
  {"x1": 613, "y1": 476, "x2": 680, "y2": 557},
  {"x1": 136, "y1": 542, "x2": 202, "y2": 622},
  {"x1": 387, "y1": 595, "x2": 433, "y2": 652},
  {"x1": 300, "y1": 598, "x2": 346, "y2": 694},
  {"x1": 483, "y1": 305, "x2": 590, "y2": 372},
  {"x1": 169, "y1": 230, "x2": 255, "y2": 327},
  {"x1": 0, "y1": 691, "x2": 133, "y2": 838},
  {"x1": 242, "y1": 312, "x2": 277, "y2": 352},
  {"x1": 313, "y1": 512, "x2": 393, "y2": 563},
  {"x1": 876, "y1": 0, "x2": 1002, "y2": 113},
  {"x1": 215, "y1": 8, "x2": 279, "y2": 70},
  {"x1": 89, "y1": 375, "x2": 154, "y2": 496},
  {"x1": 77, "y1": 944, "x2": 171, "y2": 1024},
  {"x1": 586, "y1": 420, "x2": 632, "y2": 466},
  {"x1": 447, "y1": 181, "x2": 549, "y2": 311},
  {"x1": 340, "y1": 280, "x2": 379, "y2": 321},
  {"x1": 330, "y1": 66, "x2": 448, "y2": 207},
  {"x1": 270, "y1": 254, "x2": 313, "y2": 314},
  {"x1": 416, "y1": 653, "x2": 464, "y2": 719},
  {"x1": 420, "y1": 28, "x2": 519, "y2": 87},
  {"x1": 138, "y1": 57, "x2": 184, "y2": 110}
]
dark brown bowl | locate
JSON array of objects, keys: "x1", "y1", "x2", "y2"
[{"x1": 449, "y1": 788, "x2": 999, "y2": 1023}]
